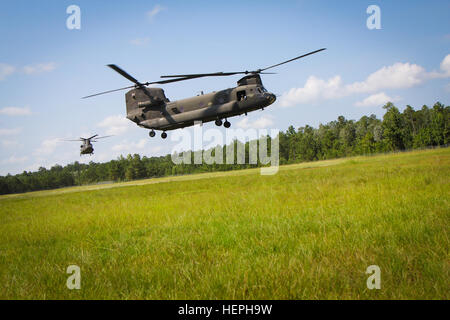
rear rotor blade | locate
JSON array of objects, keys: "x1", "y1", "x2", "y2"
[
  {"x1": 107, "y1": 64, "x2": 142, "y2": 85},
  {"x1": 83, "y1": 49, "x2": 325, "y2": 98},
  {"x1": 81, "y1": 77, "x2": 197, "y2": 99},
  {"x1": 82, "y1": 85, "x2": 135, "y2": 99}
]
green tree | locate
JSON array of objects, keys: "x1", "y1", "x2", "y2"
[{"x1": 382, "y1": 102, "x2": 405, "y2": 150}]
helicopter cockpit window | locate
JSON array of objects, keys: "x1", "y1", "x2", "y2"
[{"x1": 237, "y1": 90, "x2": 247, "y2": 101}]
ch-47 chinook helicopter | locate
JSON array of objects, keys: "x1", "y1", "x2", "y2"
[
  {"x1": 83, "y1": 48, "x2": 326, "y2": 139},
  {"x1": 64, "y1": 134, "x2": 112, "y2": 155}
]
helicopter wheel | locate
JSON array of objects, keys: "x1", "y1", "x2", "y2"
[
  {"x1": 215, "y1": 119, "x2": 222, "y2": 126},
  {"x1": 161, "y1": 132, "x2": 167, "y2": 139},
  {"x1": 149, "y1": 130, "x2": 156, "y2": 138},
  {"x1": 224, "y1": 120, "x2": 231, "y2": 128}
]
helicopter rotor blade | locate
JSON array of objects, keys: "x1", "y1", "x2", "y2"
[
  {"x1": 160, "y1": 72, "x2": 244, "y2": 79},
  {"x1": 87, "y1": 134, "x2": 99, "y2": 140},
  {"x1": 82, "y1": 85, "x2": 135, "y2": 99},
  {"x1": 159, "y1": 49, "x2": 325, "y2": 79},
  {"x1": 82, "y1": 64, "x2": 145, "y2": 99},
  {"x1": 82, "y1": 49, "x2": 325, "y2": 98},
  {"x1": 160, "y1": 71, "x2": 277, "y2": 79},
  {"x1": 107, "y1": 64, "x2": 143, "y2": 86},
  {"x1": 258, "y1": 48, "x2": 326, "y2": 72},
  {"x1": 92, "y1": 135, "x2": 113, "y2": 140},
  {"x1": 147, "y1": 75, "x2": 215, "y2": 85},
  {"x1": 80, "y1": 77, "x2": 194, "y2": 99}
]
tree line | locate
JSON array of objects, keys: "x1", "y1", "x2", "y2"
[{"x1": 0, "y1": 102, "x2": 448, "y2": 195}]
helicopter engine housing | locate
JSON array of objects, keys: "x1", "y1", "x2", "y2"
[{"x1": 125, "y1": 87, "x2": 169, "y2": 123}]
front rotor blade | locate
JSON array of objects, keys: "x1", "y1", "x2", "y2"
[
  {"x1": 107, "y1": 64, "x2": 142, "y2": 85},
  {"x1": 259, "y1": 48, "x2": 326, "y2": 72},
  {"x1": 159, "y1": 49, "x2": 325, "y2": 79},
  {"x1": 82, "y1": 85, "x2": 135, "y2": 99},
  {"x1": 160, "y1": 71, "x2": 276, "y2": 78},
  {"x1": 160, "y1": 71, "x2": 245, "y2": 79},
  {"x1": 93, "y1": 135, "x2": 113, "y2": 140},
  {"x1": 148, "y1": 75, "x2": 214, "y2": 85},
  {"x1": 87, "y1": 134, "x2": 98, "y2": 140}
]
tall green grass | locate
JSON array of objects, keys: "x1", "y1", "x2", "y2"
[{"x1": 0, "y1": 148, "x2": 448, "y2": 299}]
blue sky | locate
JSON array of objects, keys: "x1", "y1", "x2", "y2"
[{"x1": 0, "y1": 0, "x2": 449, "y2": 175}]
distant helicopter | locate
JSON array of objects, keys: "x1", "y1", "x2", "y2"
[
  {"x1": 83, "y1": 48, "x2": 326, "y2": 139},
  {"x1": 64, "y1": 134, "x2": 112, "y2": 155}
]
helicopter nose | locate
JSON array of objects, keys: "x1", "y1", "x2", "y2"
[{"x1": 266, "y1": 93, "x2": 276, "y2": 104}]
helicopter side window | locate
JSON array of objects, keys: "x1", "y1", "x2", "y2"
[
  {"x1": 171, "y1": 107, "x2": 181, "y2": 114},
  {"x1": 237, "y1": 90, "x2": 247, "y2": 101}
]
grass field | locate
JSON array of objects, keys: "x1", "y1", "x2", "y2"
[{"x1": 0, "y1": 148, "x2": 448, "y2": 299}]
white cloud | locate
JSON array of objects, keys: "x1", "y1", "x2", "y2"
[
  {"x1": 0, "y1": 106, "x2": 32, "y2": 116},
  {"x1": 98, "y1": 115, "x2": 134, "y2": 135},
  {"x1": 237, "y1": 115, "x2": 274, "y2": 129},
  {"x1": 0, "y1": 63, "x2": 15, "y2": 80},
  {"x1": 26, "y1": 149, "x2": 79, "y2": 173},
  {"x1": 33, "y1": 138, "x2": 61, "y2": 156},
  {"x1": 279, "y1": 75, "x2": 346, "y2": 106},
  {"x1": 130, "y1": 37, "x2": 150, "y2": 46},
  {"x1": 0, "y1": 62, "x2": 56, "y2": 80},
  {"x1": 1, "y1": 155, "x2": 28, "y2": 165},
  {"x1": 347, "y1": 63, "x2": 427, "y2": 93},
  {"x1": 23, "y1": 62, "x2": 56, "y2": 75},
  {"x1": 0, "y1": 127, "x2": 22, "y2": 136},
  {"x1": 279, "y1": 55, "x2": 450, "y2": 107},
  {"x1": 112, "y1": 139, "x2": 148, "y2": 152},
  {"x1": 147, "y1": 5, "x2": 165, "y2": 20},
  {"x1": 25, "y1": 163, "x2": 41, "y2": 172},
  {"x1": 1, "y1": 140, "x2": 20, "y2": 148},
  {"x1": 355, "y1": 92, "x2": 399, "y2": 107},
  {"x1": 439, "y1": 54, "x2": 450, "y2": 76}
]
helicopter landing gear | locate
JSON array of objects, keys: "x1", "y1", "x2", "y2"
[
  {"x1": 215, "y1": 119, "x2": 223, "y2": 127},
  {"x1": 161, "y1": 132, "x2": 167, "y2": 139},
  {"x1": 149, "y1": 130, "x2": 156, "y2": 138},
  {"x1": 224, "y1": 120, "x2": 231, "y2": 128}
]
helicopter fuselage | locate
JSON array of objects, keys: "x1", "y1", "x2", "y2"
[
  {"x1": 125, "y1": 75, "x2": 276, "y2": 132},
  {"x1": 83, "y1": 49, "x2": 326, "y2": 137},
  {"x1": 80, "y1": 141, "x2": 94, "y2": 155}
]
